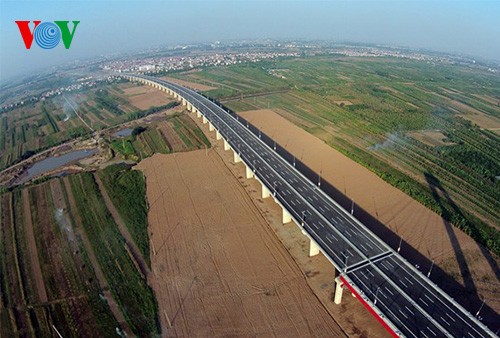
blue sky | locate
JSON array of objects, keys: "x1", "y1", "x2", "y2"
[{"x1": 1, "y1": 1, "x2": 499, "y2": 81}]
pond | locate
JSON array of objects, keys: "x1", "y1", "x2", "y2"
[
  {"x1": 114, "y1": 128, "x2": 133, "y2": 137},
  {"x1": 15, "y1": 148, "x2": 98, "y2": 184}
]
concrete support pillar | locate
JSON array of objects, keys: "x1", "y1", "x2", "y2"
[
  {"x1": 282, "y1": 208, "x2": 292, "y2": 224},
  {"x1": 334, "y1": 277, "x2": 344, "y2": 304},
  {"x1": 245, "y1": 166, "x2": 254, "y2": 179},
  {"x1": 233, "y1": 151, "x2": 241, "y2": 163},
  {"x1": 202, "y1": 116, "x2": 208, "y2": 124},
  {"x1": 182, "y1": 98, "x2": 187, "y2": 106},
  {"x1": 215, "y1": 130, "x2": 222, "y2": 140},
  {"x1": 187, "y1": 103, "x2": 192, "y2": 111},
  {"x1": 261, "y1": 184, "x2": 271, "y2": 199},
  {"x1": 209, "y1": 122, "x2": 214, "y2": 131},
  {"x1": 309, "y1": 239, "x2": 320, "y2": 257},
  {"x1": 197, "y1": 110, "x2": 202, "y2": 118},
  {"x1": 223, "y1": 139, "x2": 230, "y2": 151}
]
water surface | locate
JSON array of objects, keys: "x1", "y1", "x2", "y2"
[
  {"x1": 114, "y1": 128, "x2": 133, "y2": 137},
  {"x1": 16, "y1": 148, "x2": 97, "y2": 184}
]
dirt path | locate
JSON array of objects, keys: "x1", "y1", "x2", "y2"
[
  {"x1": 93, "y1": 174, "x2": 150, "y2": 278},
  {"x1": 21, "y1": 189, "x2": 48, "y2": 303},
  {"x1": 62, "y1": 177, "x2": 133, "y2": 336},
  {"x1": 239, "y1": 109, "x2": 500, "y2": 328},
  {"x1": 136, "y1": 150, "x2": 346, "y2": 337}
]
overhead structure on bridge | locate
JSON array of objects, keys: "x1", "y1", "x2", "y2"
[{"x1": 123, "y1": 74, "x2": 497, "y2": 338}]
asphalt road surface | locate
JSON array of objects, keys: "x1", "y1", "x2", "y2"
[{"x1": 130, "y1": 75, "x2": 496, "y2": 338}]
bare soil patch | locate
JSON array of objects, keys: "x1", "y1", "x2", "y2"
[
  {"x1": 122, "y1": 85, "x2": 173, "y2": 110},
  {"x1": 191, "y1": 113, "x2": 393, "y2": 338},
  {"x1": 159, "y1": 76, "x2": 216, "y2": 91},
  {"x1": 157, "y1": 121, "x2": 188, "y2": 152},
  {"x1": 408, "y1": 130, "x2": 454, "y2": 147},
  {"x1": 459, "y1": 112, "x2": 500, "y2": 130},
  {"x1": 472, "y1": 94, "x2": 500, "y2": 106},
  {"x1": 136, "y1": 150, "x2": 346, "y2": 337},
  {"x1": 334, "y1": 100, "x2": 354, "y2": 106},
  {"x1": 239, "y1": 109, "x2": 500, "y2": 322}
]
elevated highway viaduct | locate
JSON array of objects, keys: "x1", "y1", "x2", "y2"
[{"x1": 122, "y1": 74, "x2": 497, "y2": 338}]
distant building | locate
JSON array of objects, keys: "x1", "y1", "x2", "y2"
[{"x1": 138, "y1": 65, "x2": 155, "y2": 71}]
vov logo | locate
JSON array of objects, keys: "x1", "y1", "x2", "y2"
[{"x1": 15, "y1": 21, "x2": 80, "y2": 49}]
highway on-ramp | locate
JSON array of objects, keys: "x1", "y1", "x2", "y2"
[{"x1": 127, "y1": 75, "x2": 496, "y2": 338}]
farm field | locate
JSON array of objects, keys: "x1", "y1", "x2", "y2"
[
  {"x1": 120, "y1": 84, "x2": 174, "y2": 110},
  {"x1": 97, "y1": 164, "x2": 150, "y2": 266},
  {"x1": 0, "y1": 103, "x2": 213, "y2": 336},
  {"x1": 0, "y1": 179, "x2": 125, "y2": 337},
  {"x1": 135, "y1": 149, "x2": 348, "y2": 337},
  {"x1": 109, "y1": 113, "x2": 210, "y2": 160},
  {"x1": 68, "y1": 172, "x2": 159, "y2": 336},
  {"x1": 0, "y1": 81, "x2": 174, "y2": 171},
  {"x1": 169, "y1": 57, "x2": 500, "y2": 256},
  {"x1": 239, "y1": 109, "x2": 500, "y2": 329},
  {"x1": 0, "y1": 170, "x2": 160, "y2": 337}
]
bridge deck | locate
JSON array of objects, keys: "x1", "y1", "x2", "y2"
[{"x1": 130, "y1": 75, "x2": 496, "y2": 338}]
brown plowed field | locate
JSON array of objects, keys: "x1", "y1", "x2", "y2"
[
  {"x1": 157, "y1": 121, "x2": 188, "y2": 152},
  {"x1": 136, "y1": 150, "x2": 346, "y2": 337},
  {"x1": 122, "y1": 85, "x2": 173, "y2": 110},
  {"x1": 239, "y1": 109, "x2": 500, "y2": 325}
]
